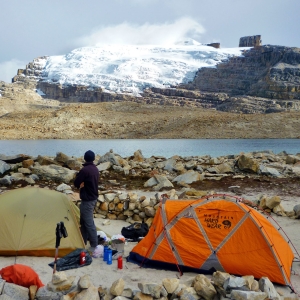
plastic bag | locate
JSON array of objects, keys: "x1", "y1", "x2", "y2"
[
  {"x1": 48, "y1": 248, "x2": 92, "y2": 271},
  {"x1": 111, "y1": 234, "x2": 125, "y2": 242},
  {"x1": 92, "y1": 245, "x2": 104, "y2": 258},
  {"x1": 97, "y1": 230, "x2": 109, "y2": 244}
]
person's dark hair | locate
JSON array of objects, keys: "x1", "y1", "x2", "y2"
[{"x1": 84, "y1": 150, "x2": 95, "y2": 162}]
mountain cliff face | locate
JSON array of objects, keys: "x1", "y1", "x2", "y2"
[
  {"x1": 181, "y1": 45, "x2": 300, "y2": 100},
  {"x1": 11, "y1": 44, "x2": 300, "y2": 113}
]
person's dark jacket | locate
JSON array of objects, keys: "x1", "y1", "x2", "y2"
[{"x1": 74, "y1": 162, "x2": 99, "y2": 201}]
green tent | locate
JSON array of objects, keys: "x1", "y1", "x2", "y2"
[{"x1": 0, "y1": 187, "x2": 85, "y2": 257}]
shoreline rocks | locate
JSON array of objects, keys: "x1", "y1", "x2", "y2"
[
  {"x1": 1, "y1": 150, "x2": 300, "y2": 223},
  {"x1": 1, "y1": 270, "x2": 298, "y2": 300}
]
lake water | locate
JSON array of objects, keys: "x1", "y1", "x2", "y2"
[{"x1": 0, "y1": 139, "x2": 299, "y2": 158}]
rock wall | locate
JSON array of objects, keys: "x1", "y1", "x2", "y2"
[
  {"x1": 12, "y1": 56, "x2": 48, "y2": 83},
  {"x1": 239, "y1": 35, "x2": 262, "y2": 47},
  {"x1": 181, "y1": 45, "x2": 300, "y2": 100},
  {"x1": 37, "y1": 81, "x2": 140, "y2": 103}
]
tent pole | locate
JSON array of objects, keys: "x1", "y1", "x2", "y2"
[{"x1": 15, "y1": 214, "x2": 26, "y2": 265}]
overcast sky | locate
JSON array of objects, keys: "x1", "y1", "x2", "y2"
[{"x1": 1, "y1": 0, "x2": 299, "y2": 83}]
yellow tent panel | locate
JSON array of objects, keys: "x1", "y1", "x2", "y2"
[{"x1": 0, "y1": 187, "x2": 85, "y2": 257}]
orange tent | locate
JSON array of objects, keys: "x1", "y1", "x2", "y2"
[{"x1": 129, "y1": 194, "x2": 294, "y2": 285}]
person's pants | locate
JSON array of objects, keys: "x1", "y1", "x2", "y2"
[{"x1": 80, "y1": 199, "x2": 97, "y2": 248}]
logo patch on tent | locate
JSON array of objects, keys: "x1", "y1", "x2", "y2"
[{"x1": 203, "y1": 213, "x2": 233, "y2": 230}]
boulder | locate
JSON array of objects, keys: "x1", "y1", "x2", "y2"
[
  {"x1": 237, "y1": 155, "x2": 259, "y2": 173},
  {"x1": 144, "y1": 175, "x2": 173, "y2": 191},
  {"x1": 97, "y1": 162, "x2": 111, "y2": 172},
  {"x1": 98, "y1": 151, "x2": 121, "y2": 166},
  {"x1": 293, "y1": 204, "x2": 300, "y2": 219},
  {"x1": 133, "y1": 150, "x2": 144, "y2": 162},
  {"x1": 65, "y1": 159, "x2": 82, "y2": 171},
  {"x1": 212, "y1": 271, "x2": 230, "y2": 287},
  {"x1": 31, "y1": 164, "x2": 76, "y2": 183},
  {"x1": 54, "y1": 152, "x2": 71, "y2": 164},
  {"x1": 0, "y1": 154, "x2": 31, "y2": 163},
  {"x1": 2, "y1": 282, "x2": 29, "y2": 300},
  {"x1": 258, "y1": 277, "x2": 280, "y2": 300},
  {"x1": 193, "y1": 274, "x2": 217, "y2": 300},
  {"x1": 0, "y1": 160, "x2": 10, "y2": 175},
  {"x1": 162, "y1": 278, "x2": 179, "y2": 294},
  {"x1": 36, "y1": 155, "x2": 59, "y2": 166},
  {"x1": 173, "y1": 170, "x2": 202, "y2": 184},
  {"x1": 138, "y1": 282, "x2": 167, "y2": 298},
  {"x1": 230, "y1": 290, "x2": 268, "y2": 300},
  {"x1": 74, "y1": 285, "x2": 99, "y2": 299},
  {"x1": 259, "y1": 165, "x2": 281, "y2": 177},
  {"x1": 110, "y1": 278, "x2": 125, "y2": 296},
  {"x1": 78, "y1": 274, "x2": 92, "y2": 289}
]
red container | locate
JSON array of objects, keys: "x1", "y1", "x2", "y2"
[
  {"x1": 117, "y1": 256, "x2": 123, "y2": 269},
  {"x1": 80, "y1": 251, "x2": 86, "y2": 265}
]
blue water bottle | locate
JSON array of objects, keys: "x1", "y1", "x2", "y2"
[
  {"x1": 107, "y1": 249, "x2": 112, "y2": 265},
  {"x1": 103, "y1": 246, "x2": 108, "y2": 261}
]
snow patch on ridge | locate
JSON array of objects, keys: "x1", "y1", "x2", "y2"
[{"x1": 40, "y1": 44, "x2": 248, "y2": 96}]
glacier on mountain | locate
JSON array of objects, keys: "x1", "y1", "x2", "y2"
[{"x1": 38, "y1": 43, "x2": 247, "y2": 96}]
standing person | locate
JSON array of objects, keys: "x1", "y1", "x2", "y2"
[{"x1": 74, "y1": 150, "x2": 99, "y2": 252}]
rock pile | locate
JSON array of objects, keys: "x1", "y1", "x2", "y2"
[
  {"x1": 1, "y1": 270, "x2": 298, "y2": 300},
  {"x1": 1, "y1": 150, "x2": 300, "y2": 225}
]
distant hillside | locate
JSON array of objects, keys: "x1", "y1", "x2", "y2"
[{"x1": 11, "y1": 40, "x2": 300, "y2": 114}]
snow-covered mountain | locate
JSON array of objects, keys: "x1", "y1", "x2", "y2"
[{"x1": 34, "y1": 41, "x2": 247, "y2": 96}]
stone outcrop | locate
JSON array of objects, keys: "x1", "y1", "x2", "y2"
[
  {"x1": 181, "y1": 45, "x2": 300, "y2": 100},
  {"x1": 12, "y1": 56, "x2": 48, "y2": 83},
  {"x1": 239, "y1": 35, "x2": 262, "y2": 47},
  {"x1": 38, "y1": 81, "x2": 140, "y2": 103}
]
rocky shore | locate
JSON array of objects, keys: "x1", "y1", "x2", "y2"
[{"x1": 1, "y1": 149, "x2": 300, "y2": 221}]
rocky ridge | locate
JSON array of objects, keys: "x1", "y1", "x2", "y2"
[{"x1": 181, "y1": 45, "x2": 300, "y2": 100}]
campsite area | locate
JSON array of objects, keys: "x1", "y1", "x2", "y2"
[{"x1": 0, "y1": 189, "x2": 299, "y2": 298}]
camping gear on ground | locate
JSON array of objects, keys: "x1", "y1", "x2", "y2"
[
  {"x1": 118, "y1": 256, "x2": 123, "y2": 269},
  {"x1": 103, "y1": 245, "x2": 108, "y2": 261},
  {"x1": 92, "y1": 245, "x2": 104, "y2": 258},
  {"x1": 97, "y1": 230, "x2": 109, "y2": 244},
  {"x1": 121, "y1": 222, "x2": 149, "y2": 241},
  {"x1": 111, "y1": 237, "x2": 125, "y2": 255},
  {"x1": 53, "y1": 221, "x2": 68, "y2": 273},
  {"x1": 128, "y1": 194, "x2": 295, "y2": 286},
  {"x1": 80, "y1": 251, "x2": 86, "y2": 265},
  {"x1": 0, "y1": 264, "x2": 44, "y2": 289},
  {"x1": 0, "y1": 187, "x2": 85, "y2": 257},
  {"x1": 107, "y1": 249, "x2": 113, "y2": 265},
  {"x1": 49, "y1": 248, "x2": 92, "y2": 271}
]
